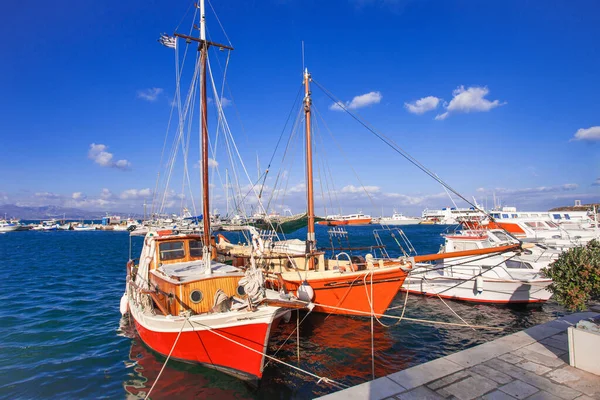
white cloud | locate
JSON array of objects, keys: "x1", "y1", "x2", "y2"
[
  {"x1": 404, "y1": 96, "x2": 440, "y2": 114},
  {"x1": 137, "y1": 87, "x2": 164, "y2": 102},
  {"x1": 593, "y1": 178, "x2": 600, "y2": 186},
  {"x1": 119, "y1": 188, "x2": 152, "y2": 200},
  {"x1": 220, "y1": 97, "x2": 231, "y2": 108},
  {"x1": 72, "y1": 192, "x2": 85, "y2": 200},
  {"x1": 194, "y1": 158, "x2": 219, "y2": 169},
  {"x1": 434, "y1": 112, "x2": 449, "y2": 121},
  {"x1": 330, "y1": 91, "x2": 382, "y2": 111},
  {"x1": 88, "y1": 143, "x2": 130, "y2": 170},
  {"x1": 100, "y1": 188, "x2": 113, "y2": 200},
  {"x1": 34, "y1": 192, "x2": 60, "y2": 199},
  {"x1": 435, "y1": 86, "x2": 504, "y2": 120},
  {"x1": 572, "y1": 126, "x2": 600, "y2": 141},
  {"x1": 115, "y1": 159, "x2": 131, "y2": 169},
  {"x1": 341, "y1": 185, "x2": 381, "y2": 193}
]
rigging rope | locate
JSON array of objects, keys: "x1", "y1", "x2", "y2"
[{"x1": 144, "y1": 315, "x2": 190, "y2": 400}]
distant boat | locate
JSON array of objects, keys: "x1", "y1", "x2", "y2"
[
  {"x1": 317, "y1": 212, "x2": 372, "y2": 226},
  {"x1": 0, "y1": 220, "x2": 18, "y2": 232},
  {"x1": 377, "y1": 211, "x2": 421, "y2": 226}
]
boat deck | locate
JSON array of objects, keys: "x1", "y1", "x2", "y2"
[{"x1": 318, "y1": 311, "x2": 600, "y2": 400}]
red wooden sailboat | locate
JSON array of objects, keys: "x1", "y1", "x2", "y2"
[
  {"x1": 120, "y1": 2, "x2": 302, "y2": 383},
  {"x1": 218, "y1": 70, "x2": 412, "y2": 317}
]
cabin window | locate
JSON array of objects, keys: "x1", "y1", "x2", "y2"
[
  {"x1": 505, "y1": 260, "x2": 533, "y2": 269},
  {"x1": 511, "y1": 214, "x2": 518, "y2": 218},
  {"x1": 189, "y1": 240, "x2": 203, "y2": 257},
  {"x1": 521, "y1": 214, "x2": 529, "y2": 217},
  {"x1": 531, "y1": 213, "x2": 539, "y2": 217},
  {"x1": 552, "y1": 214, "x2": 561, "y2": 220},
  {"x1": 190, "y1": 290, "x2": 204, "y2": 303},
  {"x1": 502, "y1": 214, "x2": 509, "y2": 218},
  {"x1": 159, "y1": 241, "x2": 185, "y2": 261},
  {"x1": 564, "y1": 214, "x2": 571, "y2": 220}
]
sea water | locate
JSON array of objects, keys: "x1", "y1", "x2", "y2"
[{"x1": 0, "y1": 225, "x2": 566, "y2": 399}]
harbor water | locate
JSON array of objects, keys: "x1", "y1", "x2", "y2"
[{"x1": 0, "y1": 225, "x2": 567, "y2": 399}]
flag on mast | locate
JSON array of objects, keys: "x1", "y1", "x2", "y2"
[{"x1": 158, "y1": 33, "x2": 177, "y2": 49}]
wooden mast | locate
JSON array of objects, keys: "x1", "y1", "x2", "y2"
[
  {"x1": 199, "y1": 0, "x2": 211, "y2": 263},
  {"x1": 173, "y1": 1, "x2": 233, "y2": 269},
  {"x1": 304, "y1": 69, "x2": 316, "y2": 269}
]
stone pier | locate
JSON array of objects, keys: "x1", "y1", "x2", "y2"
[{"x1": 318, "y1": 312, "x2": 600, "y2": 400}]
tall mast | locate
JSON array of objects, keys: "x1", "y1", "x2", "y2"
[
  {"x1": 304, "y1": 69, "x2": 316, "y2": 268},
  {"x1": 198, "y1": 0, "x2": 212, "y2": 267},
  {"x1": 172, "y1": 0, "x2": 233, "y2": 268}
]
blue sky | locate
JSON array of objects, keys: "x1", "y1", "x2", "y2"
[{"x1": 1, "y1": 0, "x2": 599, "y2": 217}]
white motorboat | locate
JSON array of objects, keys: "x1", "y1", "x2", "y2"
[
  {"x1": 403, "y1": 229, "x2": 553, "y2": 304},
  {"x1": 0, "y1": 220, "x2": 19, "y2": 232},
  {"x1": 378, "y1": 211, "x2": 421, "y2": 226}
]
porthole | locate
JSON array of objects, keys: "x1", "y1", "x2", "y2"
[
  {"x1": 190, "y1": 290, "x2": 204, "y2": 303},
  {"x1": 236, "y1": 285, "x2": 246, "y2": 296}
]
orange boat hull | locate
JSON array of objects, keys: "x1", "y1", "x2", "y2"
[
  {"x1": 345, "y1": 218, "x2": 372, "y2": 225},
  {"x1": 274, "y1": 266, "x2": 408, "y2": 316}
]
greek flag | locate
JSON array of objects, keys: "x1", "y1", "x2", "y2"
[{"x1": 158, "y1": 33, "x2": 177, "y2": 49}]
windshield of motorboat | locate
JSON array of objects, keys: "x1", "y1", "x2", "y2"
[{"x1": 489, "y1": 230, "x2": 514, "y2": 244}]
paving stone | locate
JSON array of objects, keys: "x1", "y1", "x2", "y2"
[
  {"x1": 522, "y1": 342, "x2": 567, "y2": 357},
  {"x1": 434, "y1": 386, "x2": 453, "y2": 398},
  {"x1": 445, "y1": 340, "x2": 512, "y2": 368},
  {"x1": 511, "y1": 347, "x2": 565, "y2": 368},
  {"x1": 497, "y1": 353, "x2": 524, "y2": 364},
  {"x1": 480, "y1": 389, "x2": 517, "y2": 399},
  {"x1": 498, "y1": 380, "x2": 539, "y2": 399},
  {"x1": 539, "y1": 337, "x2": 570, "y2": 352},
  {"x1": 546, "y1": 366, "x2": 600, "y2": 398},
  {"x1": 317, "y1": 376, "x2": 406, "y2": 400},
  {"x1": 516, "y1": 361, "x2": 552, "y2": 375},
  {"x1": 483, "y1": 359, "x2": 582, "y2": 400},
  {"x1": 573, "y1": 396, "x2": 595, "y2": 400},
  {"x1": 427, "y1": 370, "x2": 470, "y2": 390},
  {"x1": 517, "y1": 325, "x2": 563, "y2": 342},
  {"x1": 526, "y1": 390, "x2": 563, "y2": 400},
  {"x1": 441, "y1": 373, "x2": 498, "y2": 400},
  {"x1": 469, "y1": 364, "x2": 512, "y2": 384},
  {"x1": 388, "y1": 358, "x2": 464, "y2": 390},
  {"x1": 396, "y1": 385, "x2": 445, "y2": 400}
]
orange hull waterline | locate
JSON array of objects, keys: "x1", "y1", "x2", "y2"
[
  {"x1": 345, "y1": 218, "x2": 372, "y2": 225},
  {"x1": 273, "y1": 267, "x2": 409, "y2": 316}
]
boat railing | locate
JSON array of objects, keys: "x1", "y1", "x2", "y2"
[{"x1": 334, "y1": 252, "x2": 352, "y2": 271}]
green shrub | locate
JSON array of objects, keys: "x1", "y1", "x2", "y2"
[{"x1": 542, "y1": 239, "x2": 600, "y2": 311}]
